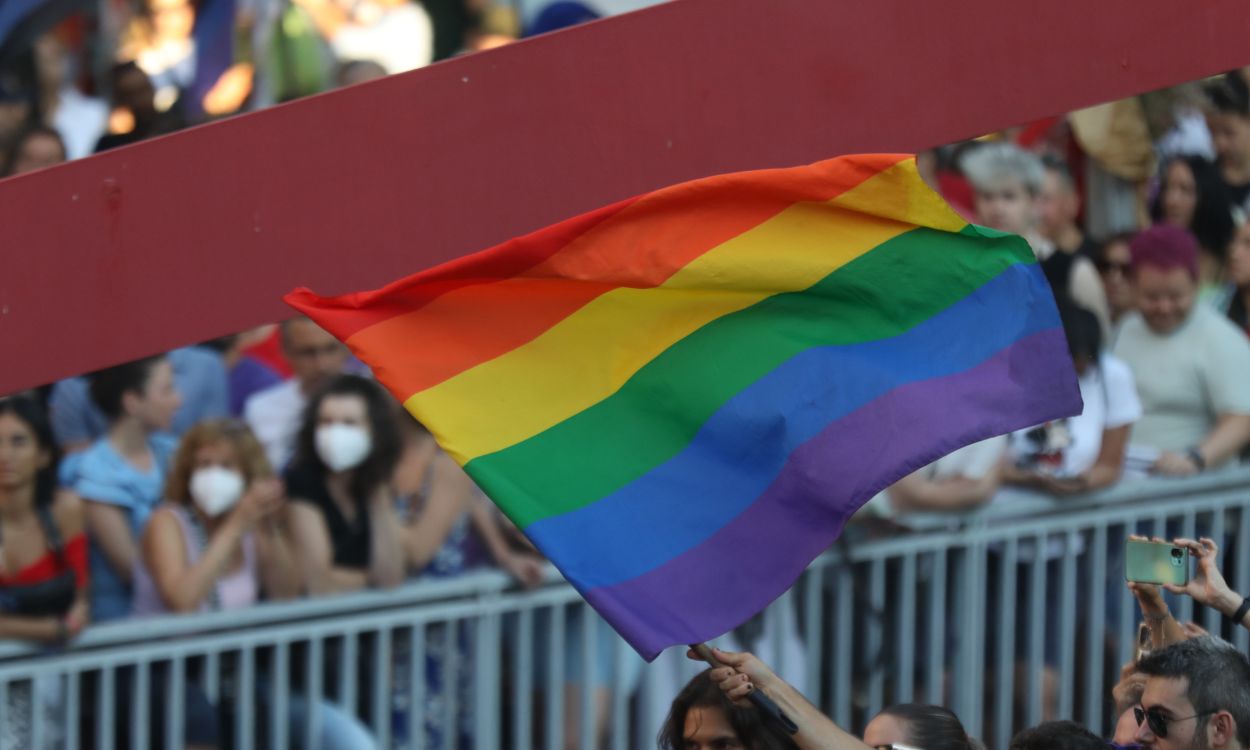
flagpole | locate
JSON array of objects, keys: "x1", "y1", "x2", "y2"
[{"x1": 689, "y1": 643, "x2": 799, "y2": 735}]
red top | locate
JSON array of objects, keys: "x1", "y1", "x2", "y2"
[{"x1": 0, "y1": 533, "x2": 89, "y2": 589}]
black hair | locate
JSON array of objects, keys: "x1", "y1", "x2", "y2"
[
  {"x1": 292, "y1": 374, "x2": 402, "y2": 505},
  {"x1": 1090, "y1": 232, "x2": 1136, "y2": 267},
  {"x1": 1040, "y1": 153, "x2": 1076, "y2": 193},
  {"x1": 1137, "y1": 636, "x2": 1250, "y2": 746},
  {"x1": 0, "y1": 395, "x2": 59, "y2": 509},
  {"x1": 1150, "y1": 155, "x2": 1236, "y2": 260},
  {"x1": 1, "y1": 123, "x2": 66, "y2": 177},
  {"x1": 658, "y1": 670, "x2": 799, "y2": 750},
  {"x1": 878, "y1": 704, "x2": 975, "y2": 750},
  {"x1": 1206, "y1": 72, "x2": 1250, "y2": 117},
  {"x1": 88, "y1": 356, "x2": 165, "y2": 422},
  {"x1": 1056, "y1": 300, "x2": 1102, "y2": 365},
  {"x1": 1008, "y1": 721, "x2": 1105, "y2": 750}
]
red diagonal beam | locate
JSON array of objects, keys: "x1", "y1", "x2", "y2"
[{"x1": 2, "y1": 0, "x2": 1248, "y2": 394}]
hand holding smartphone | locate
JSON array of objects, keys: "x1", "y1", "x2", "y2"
[{"x1": 1125, "y1": 538, "x2": 1190, "y2": 586}]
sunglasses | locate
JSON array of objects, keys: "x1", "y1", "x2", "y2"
[
  {"x1": 873, "y1": 745, "x2": 922, "y2": 750},
  {"x1": 1134, "y1": 706, "x2": 1217, "y2": 739}
]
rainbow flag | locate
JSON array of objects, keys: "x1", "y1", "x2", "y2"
[{"x1": 286, "y1": 154, "x2": 1082, "y2": 660}]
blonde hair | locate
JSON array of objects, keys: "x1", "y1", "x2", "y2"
[{"x1": 164, "y1": 420, "x2": 273, "y2": 505}]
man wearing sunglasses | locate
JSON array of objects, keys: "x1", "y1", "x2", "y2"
[{"x1": 1134, "y1": 637, "x2": 1250, "y2": 750}]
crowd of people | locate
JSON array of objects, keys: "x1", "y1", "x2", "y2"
[
  {"x1": 5, "y1": 1, "x2": 1250, "y2": 748},
  {"x1": 666, "y1": 535, "x2": 1250, "y2": 750}
]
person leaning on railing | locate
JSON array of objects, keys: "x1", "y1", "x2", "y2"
[
  {"x1": 0, "y1": 399, "x2": 90, "y2": 750},
  {"x1": 0, "y1": 396, "x2": 89, "y2": 643},
  {"x1": 131, "y1": 418, "x2": 375, "y2": 748},
  {"x1": 687, "y1": 647, "x2": 979, "y2": 750}
]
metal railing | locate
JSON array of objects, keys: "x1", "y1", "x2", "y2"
[{"x1": 2, "y1": 468, "x2": 1249, "y2": 749}]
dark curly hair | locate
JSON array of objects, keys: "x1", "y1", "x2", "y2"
[
  {"x1": 658, "y1": 669, "x2": 798, "y2": 750},
  {"x1": 291, "y1": 374, "x2": 402, "y2": 504}
]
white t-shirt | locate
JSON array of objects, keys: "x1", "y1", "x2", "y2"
[
  {"x1": 243, "y1": 379, "x2": 306, "y2": 471},
  {"x1": 331, "y1": 4, "x2": 433, "y2": 74},
  {"x1": 1113, "y1": 305, "x2": 1250, "y2": 459},
  {"x1": 860, "y1": 436, "x2": 1007, "y2": 517},
  {"x1": 1008, "y1": 355, "x2": 1141, "y2": 478}
]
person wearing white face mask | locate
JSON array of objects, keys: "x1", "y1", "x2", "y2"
[
  {"x1": 133, "y1": 420, "x2": 297, "y2": 616},
  {"x1": 285, "y1": 374, "x2": 407, "y2": 595},
  {"x1": 132, "y1": 419, "x2": 378, "y2": 747}
]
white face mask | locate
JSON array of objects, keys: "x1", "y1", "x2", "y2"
[
  {"x1": 189, "y1": 467, "x2": 245, "y2": 517},
  {"x1": 315, "y1": 424, "x2": 372, "y2": 472}
]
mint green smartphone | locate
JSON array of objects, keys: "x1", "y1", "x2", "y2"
[{"x1": 1125, "y1": 539, "x2": 1189, "y2": 586}]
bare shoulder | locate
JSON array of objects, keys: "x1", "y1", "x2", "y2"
[{"x1": 50, "y1": 490, "x2": 85, "y2": 537}]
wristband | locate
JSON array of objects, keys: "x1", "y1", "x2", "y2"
[
  {"x1": 1230, "y1": 596, "x2": 1250, "y2": 626},
  {"x1": 1187, "y1": 448, "x2": 1207, "y2": 472}
]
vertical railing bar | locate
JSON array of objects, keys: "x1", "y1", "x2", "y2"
[
  {"x1": 167, "y1": 657, "x2": 186, "y2": 750},
  {"x1": 515, "y1": 608, "x2": 534, "y2": 750},
  {"x1": 579, "y1": 608, "x2": 597, "y2": 750},
  {"x1": 867, "y1": 557, "x2": 886, "y2": 718},
  {"x1": 444, "y1": 619, "x2": 462, "y2": 750},
  {"x1": 896, "y1": 553, "x2": 917, "y2": 704},
  {"x1": 1026, "y1": 535, "x2": 1046, "y2": 727},
  {"x1": 994, "y1": 537, "x2": 1019, "y2": 750},
  {"x1": 546, "y1": 607, "x2": 567, "y2": 750},
  {"x1": 1085, "y1": 525, "x2": 1107, "y2": 734},
  {"x1": 307, "y1": 638, "x2": 324, "y2": 750},
  {"x1": 802, "y1": 568, "x2": 824, "y2": 700},
  {"x1": 66, "y1": 670, "x2": 81, "y2": 750},
  {"x1": 832, "y1": 562, "x2": 854, "y2": 728},
  {"x1": 271, "y1": 641, "x2": 290, "y2": 750},
  {"x1": 926, "y1": 548, "x2": 948, "y2": 707},
  {"x1": 1237, "y1": 507, "x2": 1250, "y2": 653},
  {"x1": 99, "y1": 666, "x2": 116, "y2": 750},
  {"x1": 132, "y1": 660, "x2": 150, "y2": 750},
  {"x1": 1058, "y1": 530, "x2": 1078, "y2": 719},
  {"x1": 373, "y1": 627, "x2": 393, "y2": 748},
  {"x1": 237, "y1": 647, "x2": 257, "y2": 750},
  {"x1": 408, "y1": 624, "x2": 427, "y2": 750},
  {"x1": 339, "y1": 631, "x2": 358, "y2": 714}
]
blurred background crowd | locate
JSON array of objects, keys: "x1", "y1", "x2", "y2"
[{"x1": 4, "y1": 1, "x2": 1250, "y2": 747}]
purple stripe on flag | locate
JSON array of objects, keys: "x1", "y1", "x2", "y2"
[{"x1": 582, "y1": 327, "x2": 1075, "y2": 660}]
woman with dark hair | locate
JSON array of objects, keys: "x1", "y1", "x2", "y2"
[
  {"x1": 864, "y1": 704, "x2": 976, "y2": 750},
  {"x1": 1, "y1": 123, "x2": 66, "y2": 176},
  {"x1": 1205, "y1": 72, "x2": 1250, "y2": 215},
  {"x1": 0, "y1": 395, "x2": 89, "y2": 638},
  {"x1": 659, "y1": 668, "x2": 799, "y2": 750},
  {"x1": 285, "y1": 374, "x2": 406, "y2": 594},
  {"x1": 0, "y1": 396, "x2": 89, "y2": 747},
  {"x1": 63, "y1": 355, "x2": 181, "y2": 622},
  {"x1": 1226, "y1": 218, "x2": 1250, "y2": 337},
  {"x1": 1151, "y1": 154, "x2": 1235, "y2": 289}
]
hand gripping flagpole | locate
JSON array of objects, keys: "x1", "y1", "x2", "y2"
[{"x1": 690, "y1": 643, "x2": 799, "y2": 735}]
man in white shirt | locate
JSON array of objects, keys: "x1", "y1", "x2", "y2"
[
  {"x1": 1113, "y1": 225, "x2": 1250, "y2": 475},
  {"x1": 292, "y1": 0, "x2": 434, "y2": 74},
  {"x1": 244, "y1": 317, "x2": 351, "y2": 469}
]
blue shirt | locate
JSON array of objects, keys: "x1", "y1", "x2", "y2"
[
  {"x1": 49, "y1": 347, "x2": 229, "y2": 447},
  {"x1": 61, "y1": 435, "x2": 178, "y2": 622}
]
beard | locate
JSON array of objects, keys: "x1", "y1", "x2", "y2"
[{"x1": 1184, "y1": 720, "x2": 1210, "y2": 750}]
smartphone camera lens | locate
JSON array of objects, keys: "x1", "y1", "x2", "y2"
[{"x1": 1172, "y1": 549, "x2": 1183, "y2": 558}]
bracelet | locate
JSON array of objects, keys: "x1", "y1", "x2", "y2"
[
  {"x1": 1230, "y1": 597, "x2": 1250, "y2": 625},
  {"x1": 1187, "y1": 448, "x2": 1207, "y2": 472}
]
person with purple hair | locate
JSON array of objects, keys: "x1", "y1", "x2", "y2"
[{"x1": 1112, "y1": 225, "x2": 1250, "y2": 475}]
